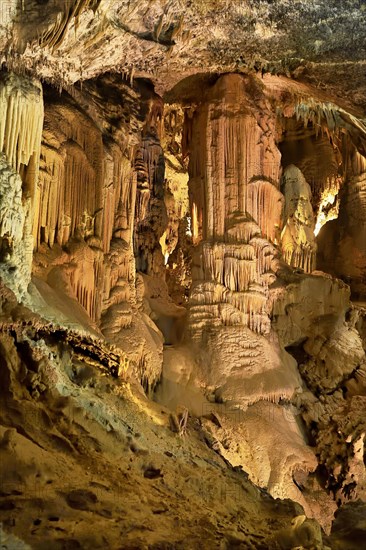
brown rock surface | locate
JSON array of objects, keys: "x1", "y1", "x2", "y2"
[{"x1": 1, "y1": 2, "x2": 366, "y2": 547}]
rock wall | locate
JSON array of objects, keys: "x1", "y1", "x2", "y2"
[
  {"x1": 1, "y1": 0, "x2": 366, "y2": 545},
  {"x1": 317, "y1": 168, "x2": 366, "y2": 299},
  {"x1": 0, "y1": 68, "x2": 366, "y2": 541},
  {"x1": 0, "y1": 72, "x2": 168, "y2": 391}
]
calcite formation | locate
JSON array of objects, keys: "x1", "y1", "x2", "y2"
[
  {"x1": 281, "y1": 164, "x2": 317, "y2": 272},
  {"x1": 185, "y1": 74, "x2": 282, "y2": 339},
  {"x1": 0, "y1": 73, "x2": 43, "y2": 300},
  {"x1": 318, "y1": 172, "x2": 366, "y2": 298},
  {"x1": 1, "y1": 1, "x2": 366, "y2": 547},
  {"x1": 0, "y1": 155, "x2": 30, "y2": 299}
]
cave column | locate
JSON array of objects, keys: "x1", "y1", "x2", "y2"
[
  {"x1": 185, "y1": 74, "x2": 284, "y2": 338},
  {"x1": 0, "y1": 72, "x2": 44, "y2": 299}
]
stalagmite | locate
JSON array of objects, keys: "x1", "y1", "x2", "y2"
[
  {"x1": 0, "y1": 73, "x2": 44, "y2": 301},
  {"x1": 281, "y1": 165, "x2": 317, "y2": 273},
  {"x1": 181, "y1": 74, "x2": 352, "y2": 516},
  {"x1": 0, "y1": 154, "x2": 31, "y2": 299}
]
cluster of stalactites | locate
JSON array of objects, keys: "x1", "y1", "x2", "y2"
[
  {"x1": 37, "y1": 0, "x2": 101, "y2": 50},
  {"x1": 0, "y1": 72, "x2": 43, "y2": 189},
  {"x1": 31, "y1": 92, "x2": 138, "y2": 324},
  {"x1": 34, "y1": 103, "x2": 103, "y2": 249},
  {"x1": 68, "y1": 244, "x2": 103, "y2": 320},
  {"x1": 134, "y1": 145, "x2": 151, "y2": 223},
  {"x1": 198, "y1": 239, "x2": 276, "y2": 293},
  {"x1": 294, "y1": 99, "x2": 366, "y2": 146},
  {"x1": 133, "y1": 129, "x2": 167, "y2": 277},
  {"x1": 34, "y1": 101, "x2": 136, "y2": 257},
  {"x1": 189, "y1": 222, "x2": 277, "y2": 337},
  {"x1": 295, "y1": 101, "x2": 340, "y2": 138},
  {"x1": 185, "y1": 75, "x2": 284, "y2": 337},
  {"x1": 186, "y1": 74, "x2": 282, "y2": 245},
  {"x1": 281, "y1": 245, "x2": 316, "y2": 273},
  {"x1": 135, "y1": 134, "x2": 164, "y2": 220}
]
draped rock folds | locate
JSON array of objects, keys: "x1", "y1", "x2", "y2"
[
  {"x1": 30, "y1": 77, "x2": 166, "y2": 390},
  {"x1": 1, "y1": 66, "x2": 366, "y2": 542},
  {"x1": 185, "y1": 74, "x2": 282, "y2": 243},
  {"x1": 0, "y1": 73, "x2": 44, "y2": 300},
  {"x1": 176, "y1": 72, "x2": 366, "y2": 523},
  {"x1": 186, "y1": 74, "x2": 283, "y2": 339}
]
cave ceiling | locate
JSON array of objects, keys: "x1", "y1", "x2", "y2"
[{"x1": 1, "y1": 0, "x2": 366, "y2": 111}]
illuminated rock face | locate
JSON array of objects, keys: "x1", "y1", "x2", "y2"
[
  {"x1": 317, "y1": 161, "x2": 366, "y2": 298},
  {"x1": 176, "y1": 73, "x2": 366, "y2": 524},
  {"x1": 337, "y1": 175, "x2": 366, "y2": 298},
  {"x1": 185, "y1": 74, "x2": 283, "y2": 338},
  {"x1": 281, "y1": 164, "x2": 317, "y2": 273},
  {"x1": 0, "y1": 155, "x2": 31, "y2": 300},
  {"x1": 33, "y1": 86, "x2": 137, "y2": 324},
  {"x1": 181, "y1": 75, "x2": 320, "y2": 512},
  {"x1": 0, "y1": 73, "x2": 43, "y2": 183},
  {"x1": 185, "y1": 74, "x2": 282, "y2": 244},
  {"x1": 0, "y1": 1, "x2": 366, "y2": 545},
  {"x1": 0, "y1": 68, "x2": 366, "y2": 542},
  {"x1": 0, "y1": 75, "x2": 166, "y2": 391},
  {"x1": 0, "y1": 73, "x2": 44, "y2": 300}
]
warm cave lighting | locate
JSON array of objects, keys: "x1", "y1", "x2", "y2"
[
  {"x1": 159, "y1": 232, "x2": 170, "y2": 265},
  {"x1": 2, "y1": 0, "x2": 366, "y2": 541},
  {"x1": 192, "y1": 202, "x2": 199, "y2": 241},
  {"x1": 314, "y1": 187, "x2": 339, "y2": 236},
  {"x1": 186, "y1": 215, "x2": 192, "y2": 237}
]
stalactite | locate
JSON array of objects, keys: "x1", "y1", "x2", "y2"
[
  {"x1": 187, "y1": 103, "x2": 282, "y2": 241},
  {"x1": 189, "y1": 223, "x2": 277, "y2": 337},
  {"x1": 31, "y1": 85, "x2": 139, "y2": 324},
  {"x1": 0, "y1": 73, "x2": 43, "y2": 196},
  {"x1": 34, "y1": 98, "x2": 104, "y2": 249},
  {"x1": 294, "y1": 99, "x2": 366, "y2": 152},
  {"x1": 0, "y1": 73, "x2": 44, "y2": 303},
  {"x1": 38, "y1": 0, "x2": 102, "y2": 50}
]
